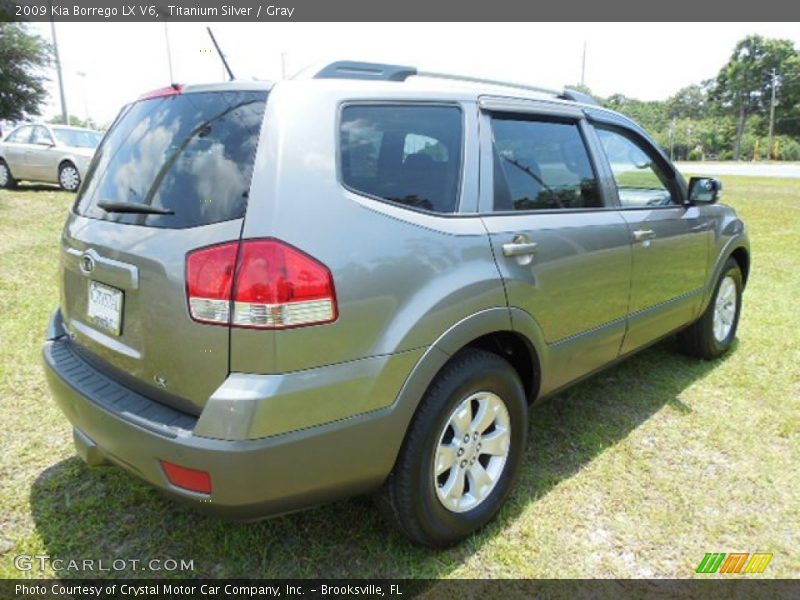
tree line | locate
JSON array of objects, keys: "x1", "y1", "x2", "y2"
[{"x1": 577, "y1": 35, "x2": 800, "y2": 161}]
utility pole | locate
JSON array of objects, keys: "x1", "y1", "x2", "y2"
[
  {"x1": 49, "y1": 19, "x2": 69, "y2": 124},
  {"x1": 580, "y1": 41, "x2": 586, "y2": 87},
  {"x1": 668, "y1": 116, "x2": 676, "y2": 161},
  {"x1": 767, "y1": 68, "x2": 777, "y2": 162},
  {"x1": 76, "y1": 71, "x2": 89, "y2": 124}
]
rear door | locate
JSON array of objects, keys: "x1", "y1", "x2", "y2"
[
  {"x1": 478, "y1": 100, "x2": 632, "y2": 393},
  {"x1": 589, "y1": 120, "x2": 712, "y2": 354},
  {"x1": 62, "y1": 88, "x2": 268, "y2": 414}
]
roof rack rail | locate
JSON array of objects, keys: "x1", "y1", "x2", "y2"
[
  {"x1": 414, "y1": 70, "x2": 561, "y2": 97},
  {"x1": 312, "y1": 61, "x2": 600, "y2": 106},
  {"x1": 560, "y1": 88, "x2": 599, "y2": 106}
]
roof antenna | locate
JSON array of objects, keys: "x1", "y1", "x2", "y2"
[{"x1": 206, "y1": 26, "x2": 235, "y2": 81}]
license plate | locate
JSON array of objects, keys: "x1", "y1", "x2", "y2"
[{"x1": 87, "y1": 281, "x2": 123, "y2": 336}]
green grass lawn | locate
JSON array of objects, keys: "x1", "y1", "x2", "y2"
[{"x1": 0, "y1": 177, "x2": 798, "y2": 579}]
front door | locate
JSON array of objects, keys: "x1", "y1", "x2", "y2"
[{"x1": 591, "y1": 123, "x2": 712, "y2": 354}]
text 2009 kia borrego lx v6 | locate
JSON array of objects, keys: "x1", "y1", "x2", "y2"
[{"x1": 42, "y1": 62, "x2": 749, "y2": 547}]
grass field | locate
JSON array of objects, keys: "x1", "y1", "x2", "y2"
[{"x1": 0, "y1": 177, "x2": 798, "y2": 580}]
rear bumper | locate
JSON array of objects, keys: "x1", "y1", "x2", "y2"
[{"x1": 42, "y1": 331, "x2": 412, "y2": 519}]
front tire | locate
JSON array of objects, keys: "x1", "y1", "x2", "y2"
[
  {"x1": 58, "y1": 162, "x2": 81, "y2": 192},
  {"x1": 376, "y1": 348, "x2": 528, "y2": 547},
  {"x1": 0, "y1": 160, "x2": 16, "y2": 189},
  {"x1": 678, "y1": 258, "x2": 743, "y2": 359}
]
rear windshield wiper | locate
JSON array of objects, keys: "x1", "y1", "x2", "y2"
[{"x1": 97, "y1": 201, "x2": 174, "y2": 215}]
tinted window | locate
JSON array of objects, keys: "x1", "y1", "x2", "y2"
[
  {"x1": 596, "y1": 127, "x2": 676, "y2": 207},
  {"x1": 341, "y1": 105, "x2": 462, "y2": 213},
  {"x1": 75, "y1": 90, "x2": 267, "y2": 229},
  {"x1": 6, "y1": 126, "x2": 32, "y2": 143},
  {"x1": 491, "y1": 117, "x2": 601, "y2": 211},
  {"x1": 53, "y1": 128, "x2": 102, "y2": 149}
]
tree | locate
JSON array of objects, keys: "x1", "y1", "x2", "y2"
[
  {"x1": 0, "y1": 23, "x2": 52, "y2": 122},
  {"x1": 601, "y1": 94, "x2": 669, "y2": 134},
  {"x1": 48, "y1": 114, "x2": 99, "y2": 129},
  {"x1": 775, "y1": 53, "x2": 800, "y2": 138},
  {"x1": 566, "y1": 83, "x2": 593, "y2": 97},
  {"x1": 710, "y1": 35, "x2": 797, "y2": 160},
  {"x1": 666, "y1": 84, "x2": 710, "y2": 120}
]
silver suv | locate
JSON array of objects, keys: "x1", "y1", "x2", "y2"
[{"x1": 43, "y1": 62, "x2": 749, "y2": 547}]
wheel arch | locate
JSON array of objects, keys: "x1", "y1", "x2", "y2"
[
  {"x1": 463, "y1": 332, "x2": 540, "y2": 403},
  {"x1": 702, "y1": 232, "x2": 750, "y2": 312},
  {"x1": 382, "y1": 308, "x2": 545, "y2": 466},
  {"x1": 58, "y1": 158, "x2": 77, "y2": 171},
  {"x1": 428, "y1": 308, "x2": 542, "y2": 401},
  {"x1": 0, "y1": 155, "x2": 16, "y2": 186},
  {"x1": 730, "y1": 246, "x2": 750, "y2": 288}
]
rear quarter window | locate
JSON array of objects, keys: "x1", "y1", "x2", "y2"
[
  {"x1": 75, "y1": 90, "x2": 267, "y2": 229},
  {"x1": 340, "y1": 105, "x2": 463, "y2": 214}
]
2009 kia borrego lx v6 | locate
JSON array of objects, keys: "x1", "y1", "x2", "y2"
[{"x1": 43, "y1": 61, "x2": 750, "y2": 547}]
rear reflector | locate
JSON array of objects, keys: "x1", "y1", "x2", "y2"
[
  {"x1": 160, "y1": 460, "x2": 211, "y2": 494},
  {"x1": 186, "y1": 239, "x2": 337, "y2": 329}
]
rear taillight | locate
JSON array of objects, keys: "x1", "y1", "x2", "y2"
[
  {"x1": 186, "y1": 242, "x2": 239, "y2": 325},
  {"x1": 186, "y1": 239, "x2": 337, "y2": 329}
]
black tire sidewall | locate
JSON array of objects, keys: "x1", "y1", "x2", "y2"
[
  {"x1": 0, "y1": 161, "x2": 13, "y2": 189},
  {"x1": 404, "y1": 353, "x2": 527, "y2": 544},
  {"x1": 704, "y1": 259, "x2": 743, "y2": 355}
]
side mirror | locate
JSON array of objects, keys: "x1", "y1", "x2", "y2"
[{"x1": 688, "y1": 177, "x2": 722, "y2": 204}]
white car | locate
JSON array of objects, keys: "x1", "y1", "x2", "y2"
[{"x1": 0, "y1": 124, "x2": 102, "y2": 192}]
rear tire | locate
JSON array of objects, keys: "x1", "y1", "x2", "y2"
[
  {"x1": 678, "y1": 258, "x2": 743, "y2": 359},
  {"x1": 0, "y1": 160, "x2": 16, "y2": 189},
  {"x1": 58, "y1": 162, "x2": 81, "y2": 192},
  {"x1": 376, "y1": 348, "x2": 528, "y2": 547}
]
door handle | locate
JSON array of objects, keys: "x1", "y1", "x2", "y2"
[
  {"x1": 502, "y1": 239, "x2": 539, "y2": 257},
  {"x1": 633, "y1": 229, "x2": 656, "y2": 242}
]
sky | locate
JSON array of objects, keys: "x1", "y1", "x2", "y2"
[{"x1": 29, "y1": 21, "x2": 800, "y2": 126}]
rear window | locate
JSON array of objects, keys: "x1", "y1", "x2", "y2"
[
  {"x1": 75, "y1": 90, "x2": 267, "y2": 229},
  {"x1": 340, "y1": 105, "x2": 463, "y2": 213}
]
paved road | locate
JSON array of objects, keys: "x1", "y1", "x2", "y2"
[{"x1": 675, "y1": 162, "x2": 800, "y2": 179}]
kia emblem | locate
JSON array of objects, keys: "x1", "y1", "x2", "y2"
[{"x1": 80, "y1": 254, "x2": 95, "y2": 274}]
